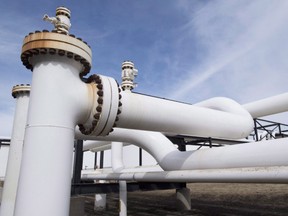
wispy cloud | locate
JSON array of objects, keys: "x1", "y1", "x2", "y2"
[{"x1": 168, "y1": 0, "x2": 288, "y2": 102}]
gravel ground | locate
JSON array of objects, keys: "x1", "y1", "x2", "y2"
[{"x1": 84, "y1": 183, "x2": 288, "y2": 216}]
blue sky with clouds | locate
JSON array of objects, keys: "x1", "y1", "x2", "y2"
[{"x1": 1, "y1": 0, "x2": 288, "y2": 137}]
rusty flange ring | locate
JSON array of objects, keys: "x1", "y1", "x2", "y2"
[
  {"x1": 21, "y1": 31, "x2": 92, "y2": 77},
  {"x1": 12, "y1": 84, "x2": 31, "y2": 98}
]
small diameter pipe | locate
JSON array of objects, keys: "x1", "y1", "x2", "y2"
[
  {"x1": 82, "y1": 166, "x2": 288, "y2": 183},
  {"x1": 117, "y1": 92, "x2": 253, "y2": 139},
  {"x1": 242, "y1": 92, "x2": 288, "y2": 118},
  {"x1": 119, "y1": 181, "x2": 127, "y2": 216},
  {"x1": 111, "y1": 142, "x2": 124, "y2": 172},
  {"x1": 76, "y1": 128, "x2": 288, "y2": 171},
  {"x1": 0, "y1": 85, "x2": 30, "y2": 216},
  {"x1": 83, "y1": 140, "x2": 112, "y2": 151}
]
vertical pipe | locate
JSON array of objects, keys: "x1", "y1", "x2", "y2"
[
  {"x1": 14, "y1": 56, "x2": 90, "y2": 216},
  {"x1": 100, "y1": 151, "x2": 104, "y2": 169},
  {"x1": 94, "y1": 152, "x2": 98, "y2": 170},
  {"x1": 0, "y1": 85, "x2": 30, "y2": 216},
  {"x1": 119, "y1": 180, "x2": 127, "y2": 216},
  {"x1": 111, "y1": 142, "x2": 124, "y2": 172},
  {"x1": 139, "y1": 148, "x2": 142, "y2": 166},
  {"x1": 72, "y1": 140, "x2": 83, "y2": 184},
  {"x1": 16, "y1": 16, "x2": 92, "y2": 215}
]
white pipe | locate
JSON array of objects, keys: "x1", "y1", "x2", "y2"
[
  {"x1": 117, "y1": 92, "x2": 253, "y2": 139},
  {"x1": 82, "y1": 166, "x2": 288, "y2": 183},
  {"x1": 15, "y1": 55, "x2": 91, "y2": 216},
  {"x1": 76, "y1": 128, "x2": 288, "y2": 171},
  {"x1": 83, "y1": 140, "x2": 111, "y2": 151},
  {"x1": 119, "y1": 181, "x2": 127, "y2": 216},
  {"x1": 243, "y1": 92, "x2": 288, "y2": 118},
  {"x1": 0, "y1": 85, "x2": 30, "y2": 216},
  {"x1": 83, "y1": 140, "x2": 130, "y2": 152},
  {"x1": 111, "y1": 142, "x2": 124, "y2": 172}
]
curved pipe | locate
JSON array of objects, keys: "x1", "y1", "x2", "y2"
[
  {"x1": 242, "y1": 92, "x2": 288, "y2": 118},
  {"x1": 76, "y1": 128, "x2": 288, "y2": 171},
  {"x1": 116, "y1": 92, "x2": 253, "y2": 139}
]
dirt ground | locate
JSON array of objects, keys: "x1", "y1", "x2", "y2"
[{"x1": 84, "y1": 183, "x2": 288, "y2": 216}]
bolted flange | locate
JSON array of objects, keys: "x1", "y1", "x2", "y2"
[
  {"x1": 78, "y1": 75, "x2": 121, "y2": 136},
  {"x1": 21, "y1": 31, "x2": 92, "y2": 76},
  {"x1": 12, "y1": 84, "x2": 31, "y2": 98}
]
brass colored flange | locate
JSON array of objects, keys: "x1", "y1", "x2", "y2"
[
  {"x1": 12, "y1": 84, "x2": 31, "y2": 98},
  {"x1": 21, "y1": 31, "x2": 92, "y2": 76}
]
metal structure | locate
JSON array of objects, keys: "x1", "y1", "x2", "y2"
[{"x1": 1, "y1": 6, "x2": 288, "y2": 216}]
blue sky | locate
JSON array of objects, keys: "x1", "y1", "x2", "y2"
[{"x1": 1, "y1": 0, "x2": 288, "y2": 137}]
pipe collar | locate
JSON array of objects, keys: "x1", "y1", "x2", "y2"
[{"x1": 21, "y1": 31, "x2": 92, "y2": 76}]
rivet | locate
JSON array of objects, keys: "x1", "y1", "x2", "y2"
[
  {"x1": 94, "y1": 113, "x2": 101, "y2": 120},
  {"x1": 67, "y1": 52, "x2": 73, "y2": 58},
  {"x1": 97, "y1": 84, "x2": 103, "y2": 90},
  {"x1": 58, "y1": 50, "x2": 65, "y2": 56},
  {"x1": 96, "y1": 106, "x2": 102, "y2": 112},
  {"x1": 49, "y1": 48, "x2": 56, "y2": 55},
  {"x1": 97, "y1": 91, "x2": 103, "y2": 97},
  {"x1": 97, "y1": 98, "x2": 103, "y2": 104},
  {"x1": 74, "y1": 55, "x2": 81, "y2": 61},
  {"x1": 92, "y1": 120, "x2": 98, "y2": 126},
  {"x1": 40, "y1": 48, "x2": 47, "y2": 54},
  {"x1": 117, "y1": 109, "x2": 121, "y2": 115}
]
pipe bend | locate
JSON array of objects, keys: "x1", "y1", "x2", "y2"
[{"x1": 194, "y1": 97, "x2": 251, "y2": 117}]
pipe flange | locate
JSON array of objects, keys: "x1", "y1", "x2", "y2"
[
  {"x1": 78, "y1": 74, "x2": 103, "y2": 135},
  {"x1": 21, "y1": 30, "x2": 92, "y2": 77},
  {"x1": 78, "y1": 75, "x2": 120, "y2": 136},
  {"x1": 12, "y1": 84, "x2": 31, "y2": 98}
]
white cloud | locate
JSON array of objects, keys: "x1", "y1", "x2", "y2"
[{"x1": 169, "y1": 0, "x2": 288, "y2": 103}]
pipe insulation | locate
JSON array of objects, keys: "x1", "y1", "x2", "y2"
[
  {"x1": 76, "y1": 128, "x2": 288, "y2": 171},
  {"x1": 82, "y1": 166, "x2": 288, "y2": 183},
  {"x1": 242, "y1": 92, "x2": 288, "y2": 118}
]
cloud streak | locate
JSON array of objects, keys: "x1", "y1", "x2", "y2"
[{"x1": 168, "y1": 0, "x2": 288, "y2": 102}]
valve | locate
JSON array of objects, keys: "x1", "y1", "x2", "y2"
[
  {"x1": 121, "y1": 60, "x2": 138, "y2": 91},
  {"x1": 43, "y1": 6, "x2": 71, "y2": 34}
]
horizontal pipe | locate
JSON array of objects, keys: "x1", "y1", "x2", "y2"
[
  {"x1": 82, "y1": 166, "x2": 288, "y2": 183},
  {"x1": 117, "y1": 92, "x2": 253, "y2": 139},
  {"x1": 76, "y1": 128, "x2": 288, "y2": 171},
  {"x1": 242, "y1": 92, "x2": 288, "y2": 118}
]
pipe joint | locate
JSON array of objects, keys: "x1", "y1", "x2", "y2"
[
  {"x1": 21, "y1": 31, "x2": 92, "y2": 76},
  {"x1": 12, "y1": 84, "x2": 31, "y2": 98},
  {"x1": 78, "y1": 74, "x2": 121, "y2": 136}
]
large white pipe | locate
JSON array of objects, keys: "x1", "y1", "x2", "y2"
[
  {"x1": 116, "y1": 92, "x2": 253, "y2": 139},
  {"x1": 242, "y1": 92, "x2": 288, "y2": 118},
  {"x1": 15, "y1": 56, "x2": 90, "y2": 216},
  {"x1": 76, "y1": 128, "x2": 288, "y2": 171},
  {"x1": 0, "y1": 85, "x2": 30, "y2": 216},
  {"x1": 82, "y1": 166, "x2": 288, "y2": 183},
  {"x1": 15, "y1": 22, "x2": 93, "y2": 216}
]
